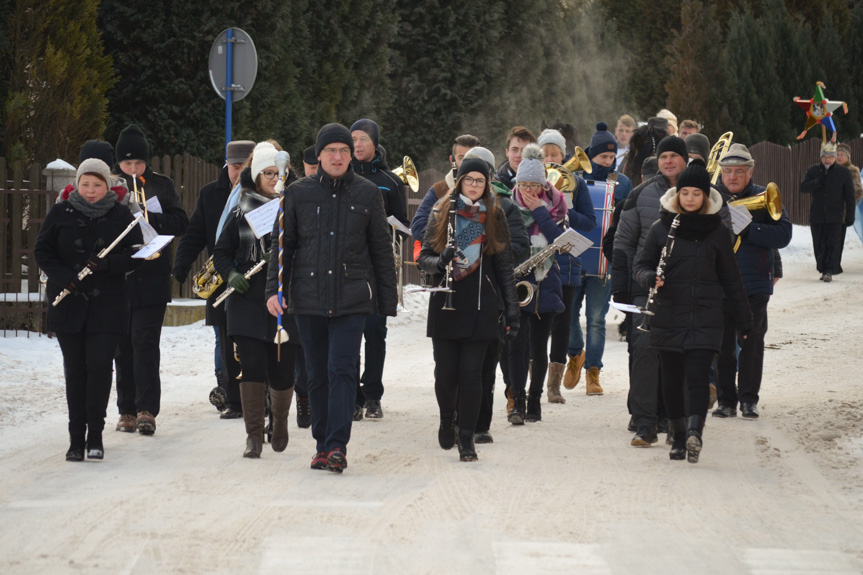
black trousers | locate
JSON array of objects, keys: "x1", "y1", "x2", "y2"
[
  {"x1": 718, "y1": 294, "x2": 769, "y2": 406},
  {"x1": 217, "y1": 323, "x2": 242, "y2": 410},
  {"x1": 528, "y1": 311, "x2": 557, "y2": 396},
  {"x1": 233, "y1": 335, "x2": 297, "y2": 390},
  {"x1": 506, "y1": 310, "x2": 532, "y2": 397},
  {"x1": 356, "y1": 310, "x2": 387, "y2": 405},
  {"x1": 811, "y1": 222, "x2": 845, "y2": 274},
  {"x1": 58, "y1": 332, "x2": 120, "y2": 438},
  {"x1": 295, "y1": 345, "x2": 309, "y2": 397},
  {"x1": 477, "y1": 316, "x2": 504, "y2": 433},
  {"x1": 627, "y1": 295, "x2": 662, "y2": 426},
  {"x1": 115, "y1": 304, "x2": 167, "y2": 416},
  {"x1": 432, "y1": 338, "x2": 490, "y2": 433},
  {"x1": 549, "y1": 284, "x2": 578, "y2": 364},
  {"x1": 658, "y1": 349, "x2": 714, "y2": 420}
]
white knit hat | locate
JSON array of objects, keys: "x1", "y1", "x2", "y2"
[
  {"x1": 250, "y1": 142, "x2": 278, "y2": 182},
  {"x1": 77, "y1": 158, "x2": 113, "y2": 187},
  {"x1": 463, "y1": 146, "x2": 496, "y2": 171}
]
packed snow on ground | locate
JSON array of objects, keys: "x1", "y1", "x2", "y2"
[{"x1": 0, "y1": 224, "x2": 861, "y2": 574}]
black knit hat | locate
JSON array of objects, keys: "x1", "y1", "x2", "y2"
[
  {"x1": 656, "y1": 136, "x2": 688, "y2": 161},
  {"x1": 315, "y1": 123, "x2": 354, "y2": 157},
  {"x1": 302, "y1": 145, "x2": 318, "y2": 165},
  {"x1": 350, "y1": 118, "x2": 380, "y2": 147},
  {"x1": 79, "y1": 140, "x2": 115, "y2": 168},
  {"x1": 587, "y1": 122, "x2": 618, "y2": 159},
  {"x1": 676, "y1": 158, "x2": 710, "y2": 195},
  {"x1": 115, "y1": 124, "x2": 150, "y2": 163},
  {"x1": 456, "y1": 157, "x2": 492, "y2": 181}
]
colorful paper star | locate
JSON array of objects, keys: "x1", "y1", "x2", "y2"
[{"x1": 794, "y1": 81, "x2": 848, "y2": 142}]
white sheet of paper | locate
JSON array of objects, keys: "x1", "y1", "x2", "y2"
[
  {"x1": 145, "y1": 195, "x2": 163, "y2": 214},
  {"x1": 563, "y1": 191, "x2": 573, "y2": 209},
  {"x1": 729, "y1": 204, "x2": 753, "y2": 235},
  {"x1": 387, "y1": 215, "x2": 411, "y2": 236},
  {"x1": 133, "y1": 235, "x2": 174, "y2": 259},
  {"x1": 553, "y1": 227, "x2": 593, "y2": 257},
  {"x1": 406, "y1": 286, "x2": 453, "y2": 293},
  {"x1": 609, "y1": 300, "x2": 642, "y2": 314},
  {"x1": 244, "y1": 199, "x2": 280, "y2": 239}
]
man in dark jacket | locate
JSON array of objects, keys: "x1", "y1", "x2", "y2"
[
  {"x1": 113, "y1": 124, "x2": 189, "y2": 436},
  {"x1": 173, "y1": 140, "x2": 254, "y2": 419},
  {"x1": 800, "y1": 142, "x2": 857, "y2": 282},
  {"x1": 495, "y1": 126, "x2": 537, "y2": 190},
  {"x1": 349, "y1": 118, "x2": 408, "y2": 420},
  {"x1": 714, "y1": 144, "x2": 792, "y2": 420},
  {"x1": 265, "y1": 123, "x2": 397, "y2": 473}
]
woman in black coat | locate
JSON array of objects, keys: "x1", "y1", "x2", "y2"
[
  {"x1": 35, "y1": 159, "x2": 143, "y2": 461},
  {"x1": 213, "y1": 141, "x2": 299, "y2": 459},
  {"x1": 635, "y1": 160, "x2": 751, "y2": 464},
  {"x1": 418, "y1": 158, "x2": 519, "y2": 462}
]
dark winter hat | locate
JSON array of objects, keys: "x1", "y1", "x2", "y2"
[
  {"x1": 456, "y1": 157, "x2": 492, "y2": 181},
  {"x1": 641, "y1": 156, "x2": 659, "y2": 181},
  {"x1": 115, "y1": 124, "x2": 150, "y2": 163},
  {"x1": 587, "y1": 122, "x2": 618, "y2": 159},
  {"x1": 79, "y1": 140, "x2": 115, "y2": 168},
  {"x1": 303, "y1": 145, "x2": 318, "y2": 165},
  {"x1": 647, "y1": 117, "x2": 669, "y2": 132},
  {"x1": 350, "y1": 118, "x2": 380, "y2": 147},
  {"x1": 315, "y1": 123, "x2": 354, "y2": 158},
  {"x1": 676, "y1": 158, "x2": 711, "y2": 195},
  {"x1": 685, "y1": 133, "x2": 710, "y2": 160},
  {"x1": 656, "y1": 136, "x2": 688, "y2": 160},
  {"x1": 226, "y1": 140, "x2": 255, "y2": 165}
]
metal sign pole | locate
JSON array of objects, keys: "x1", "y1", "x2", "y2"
[{"x1": 225, "y1": 28, "x2": 234, "y2": 155}]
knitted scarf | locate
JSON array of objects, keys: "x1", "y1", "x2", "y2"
[
  {"x1": 452, "y1": 195, "x2": 486, "y2": 281},
  {"x1": 67, "y1": 189, "x2": 119, "y2": 219},
  {"x1": 514, "y1": 184, "x2": 567, "y2": 280},
  {"x1": 236, "y1": 188, "x2": 275, "y2": 263}
]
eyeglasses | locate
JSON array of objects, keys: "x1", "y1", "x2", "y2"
[
  {"x1": 261, "y1": 171, "x2": 280, "y2": 180},
  {"x1": 322, "y1": 147, "x2": 352, "y2": 156},
  {"x1": 517, "y1": 182, "x2": 542, "y2": 192},
  {"x1": 462, "y1": 176, "x2": 486, "y2": 187}
]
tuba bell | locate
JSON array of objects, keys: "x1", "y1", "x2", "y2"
[
  {"x1": 729, "y1": 182, "x2": 782, "y2": 252},
  {"x1": 545, "y1": 162, "x2": 575, "y2": 193},
  {"x1": 563, "y1": 146, "x2": 592, "y2": 175},
  {"x1": 392, "y1": 156, "x2": 419, "y2": 192}
]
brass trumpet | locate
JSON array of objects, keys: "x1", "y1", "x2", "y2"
[
  {"x1": 707, "y1": 131, "x2": 733, "y2": 185},
  {"x1": 730, "y1": 182, "x2": 782, "y2": 252},
  {"x1": 131, "y1": 173, "x2": 160, "y2": 260},
  {"x1": 392, "y1": 156, "x2": 419, "y2": 193}
]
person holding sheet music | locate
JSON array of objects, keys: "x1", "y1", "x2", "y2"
[
  {"x1": 112, "y1": 124, "x2": 188, "y2": 437},
  {"x1": 213, "y1": 141, "x2": 299, "y2": 459},
  {"x1": 35, "y1": 159, "x2": 144, "y2": 461}
]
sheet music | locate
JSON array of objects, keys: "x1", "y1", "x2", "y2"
[
  {"x1": 553, "y1": 227, "x2": 593, "y2": 257},
  {"x1": 133, "y1": 235, "x2": 174, "y2": 259},
  {"x1": 145, "y1": 195, "x2": 163, "y2": 214},
  {"x1": 244, "y1": 199, "x2": 280, "y2": 239},
  {"x1": 729, "y1": 204, "x2": 753, "y2": 235},
  {"x1": 609, "y1": 300, "x2": 642, "y2": 314}
]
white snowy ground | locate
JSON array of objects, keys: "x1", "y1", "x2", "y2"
[{"x1": 1, "y1": 225, "x2": 862, "y2": 574}]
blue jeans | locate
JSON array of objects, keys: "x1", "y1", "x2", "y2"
[
  {"x1": 295, "y1": 314, "x2": 366, "y2": 454},
  {"x1": 213, "y1": 326, "x2": 223, "y2": 379},
  {"x1": 567, "y1": 276, "x2": 612, "y2": 370}
]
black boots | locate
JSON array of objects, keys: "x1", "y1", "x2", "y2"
[
  {"x1": 66, "y1": 434, "x2": 85, "y2": 462},
  {"x1": 525, "y1": 394, "x2": 541, "y2": 422},
  {"x1": 507, "y1": 393, "x2": 526, "y2": 425},
  {"x1": 686, "y1": 415, "x2": 705, "y2": 464},
  {"x1": 86, "y1": 427, "x2": 104, "y2": 460},
  {"x1": 438, "y1": 411, "x2": 456, "y2": 449},
  {"x1": 669, "y1": 418, "x2": 687, "y2": 460},
  {"x1": 457, "y1": 428, "x2": 477, "y2": 462},
  {"x1": 296, "y1": 395, "x2": 311, "y2": 428}
]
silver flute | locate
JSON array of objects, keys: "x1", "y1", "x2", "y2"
[{"x1": 212, "y1": 259, "x2": 267, "y2": 308}]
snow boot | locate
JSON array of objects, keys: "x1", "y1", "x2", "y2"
[
  {"x1": 296, "y1": 395, "x2": 311, "y2": 428},
  {"x1": 270, "y1": 387, "x2": 293, "y2": 453},
  {"x1": 585, "y1": 367, "x2": 604, "y2": 395},
  {"x1": 669, "y1": 418, "x2": 687, "y2": 460},
  {"x1": 508, "y1": 392, "x2": 526, "y2": 425},
  {"x1": 686, "y1": 415, "x2": 705, "y2": 464},
  {"x1": 525, "y1": 394, "x2": 542, "y2": 422},
  {"x1": 546, "y1": 362, "x2": 566, "y2": 404},
  {"x1": 66, "y1": 427, "x2": 85, "y2": 462},
  {"x1": 439, "y1": 410, "x2": 456, "y2": 450},
  {"x1": 240, "y1": 381, "x2": 266, "y2": 458},
  {"x1": 457, "y1": 428, "x2": 477, "y2": 462},
  {"x1": 563, "y1": 350, "x2": 585, "y2": 389}
]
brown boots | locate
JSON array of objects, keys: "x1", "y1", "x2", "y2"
[
  {"x1": 563, "y1": 350, "x2": 585, "y2": 389},
  {"x1": 546, "y1": 362, "x2": 566, "y2": 404},
  {"x1": 585, "y1": 367, "x2": 604, "y2": 396},
  {"x1": 269, "y1": 387, "x2": 294, "y2": 453},
  {"x1": 240, "y1": 381, "x2": 266, "y2": 458}
]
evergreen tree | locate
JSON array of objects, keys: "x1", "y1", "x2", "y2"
[{"x1": 3, "y1": 0, "x2": 114, "y2": 163}]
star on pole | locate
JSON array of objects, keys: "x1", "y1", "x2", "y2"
[{"x1": 794, "y1": 81, "x2": 848, "y2": 143}]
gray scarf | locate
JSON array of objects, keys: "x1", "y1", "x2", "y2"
[{"x1": 68, "y1": 189, "x2": 119, "y2": 219}]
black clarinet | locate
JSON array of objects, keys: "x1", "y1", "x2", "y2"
[
  {"x1": 637, "y1": 214, "x2": 681, "y2": 333},
  {"x1": 441, "y1": 186, "x2": 458, "y2": 310}
]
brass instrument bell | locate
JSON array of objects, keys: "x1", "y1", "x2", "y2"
[
  {"x1": 707, "y1": 131, "x2": 734, "y2": 185},
  {"x1": 393, "y1": 156, "x2": 419, "y2": 193}
]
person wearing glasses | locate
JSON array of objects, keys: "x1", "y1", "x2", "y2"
[
  {"x1": 214, "y1": 141, "x2": 300, "y2": 460},
  {"x1": 508, "y1": 143, "x2": 568, "y2": 424},
  {"x1": 417, "y1": 157, "x2": 518, "y2": 462},
  {"x1": 265, "y1": 124, "x2": 397, "y2": 473}
]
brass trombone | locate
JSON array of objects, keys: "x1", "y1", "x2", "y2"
[
  {"x1": 706, "y1": 131, "x2": 733, "y2": 185},
  {"x1": 392, "y1": 156, "x2": 419, "y2": 193}
]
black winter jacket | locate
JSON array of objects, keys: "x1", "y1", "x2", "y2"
[
  {"x1": 635, "y1": 188, "x2": 751, "y2": 353},
  {"x1": 417, "y1": 207, "x2": 519, "y2": 341},
  {"x1": 35, "y1": 201, "x2": 143, "y2": 334},
  {"x1": 799, "y1": 162, "x2": 856, "y2": 225},
  {"x1": 351, "y1": 152, "x2": 409, "y2": 228},
  {"x1": 116, "y1": 167, "x2": 189, "y2": 308},
  {"x1": 264, "y1": 168, "x2": 397, "y2": 318}
]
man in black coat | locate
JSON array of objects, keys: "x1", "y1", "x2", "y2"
[
  {"x1": 800, "y1": 142, "x2": 857, "y2": 282},
  {"x1": 265, "y1": 123, "x2": 397, "y2": 473},
  {"x1": 113, "y1": 124, "x2": 189, "y2": 435},
  {"x1": 349, "y1": 119, "x2": 408, "y2": 420},
  {"x1": 173, "y1": 140, "x2": 254, "y2": 419}
]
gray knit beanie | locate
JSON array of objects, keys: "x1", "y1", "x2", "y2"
[
  {"x1": 77, "y1": 158, "x2": 113, "y2": 188},
  {"x1": 515, "y1": 143, "x2": 547, "y2": 184},
  {"x1": 537, "y1": 129, "x2": 567, "y2": 157}
]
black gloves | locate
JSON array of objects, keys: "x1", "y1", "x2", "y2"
[
  {"x1": 173, "y1": 266, "x2": 189, "y2": 284},
  {"x1": 86, "y1": 255, "x2": 110, "y2": 274},
  {"x1": 227, "y1": 269, "x2": 249, "y2": 294},
  {"x1": 505, "y1": 315, "x2": 520, "y2": 341},
  {"x1": 439, "y1": 245, "x2": 457, "y2": 267}
]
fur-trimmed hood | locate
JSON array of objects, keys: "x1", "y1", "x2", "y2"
[{"x1": 660, "y1": 186, "x2": 723, "y2": 215}]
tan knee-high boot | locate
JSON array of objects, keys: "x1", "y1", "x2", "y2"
[
  {"x1": 546, "y1": 362, "x2": 566, "y2": 404},
  {"x1": 270, "y1": 387, "x2": 294, "y2": 453},
  {"x1": 239, "y1": 381, "x2": 266, "y2": 458}
]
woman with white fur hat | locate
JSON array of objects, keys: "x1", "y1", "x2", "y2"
[
  {"x1": 213, "y1": 141, "x2": 300, "y2": 459},
  {"x1": 35, "y1": 159, "x2": 144, "y2": 462}
]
